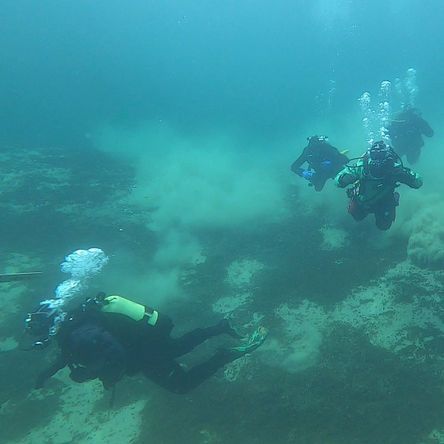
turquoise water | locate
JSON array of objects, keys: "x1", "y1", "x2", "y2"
[{"x1": 1, "y1": 1, "x2": 444, "y2": 443}]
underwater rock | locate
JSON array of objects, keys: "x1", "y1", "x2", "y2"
[
  {"x1": 407, "y1": 215, "x2": 444, "y2": 269},
  {"x1": 263, "y1": 301, "x2": 329, "y2": 373},
  {"x1": 223, "y1": 356, "x2": 250, "y2": 382},
  {"x1": 212, "y1": 293, "x2": 252, "y2": 314},
  {"x1": 225, "y1": 258, "x2": 264, "y2": 288},
  {"x1": 265, "y1": 261, "x2": 444, "y2": 373},
  {"x1": 319, "y1": 224, "x2": 349, "y2": 251},
  {"x1": 212, "y1": 258, "x2": 265, "y2": 315},
  {"x1": 11, "y1": 371, "x2": 146, "y2": 444},
  {"x1": 399, "y1": 196, "x2": 444, "y2": 269}
]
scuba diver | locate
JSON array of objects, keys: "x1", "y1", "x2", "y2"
[
  {"x1": 25, "y1": 293, "x2": 267, "y2": 394},
  {"x1": 387, "y1": 107, "x2": 434, "y2": 164},
  {"x1": 335, "y1": 141, "x2": 423, "y2": 231},
  {"x1": 291, "y1": 135, "x2": 349, "y2": 191}
]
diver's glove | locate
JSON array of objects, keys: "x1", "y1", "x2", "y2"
[
  {"x1": 301, "y1": 170, "x2": 315, "y2": 180},
  {"x1": 296, "y1": 168, "x2": 315, "y2": 180},
  {"x1": 295, "y1": 168, "x2": 305, "y2": 177}
]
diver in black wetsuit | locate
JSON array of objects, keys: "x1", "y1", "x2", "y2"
[
  {"x1": 291, "y1": 135, "x2": 349, "y2": 191},
  {"x1": 387, "y1": 108, "x2": 434, "y2": 164},
  {"x1": 28, "y1": 294, "x2": 266, "y2": 394}
]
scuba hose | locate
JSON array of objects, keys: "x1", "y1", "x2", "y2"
[
  {"x1": 341, "y1": 145, "x2": 404, "y2": 203},
  {"x1": 343, "y1": 144, "x2": 404, "y2": 181}
]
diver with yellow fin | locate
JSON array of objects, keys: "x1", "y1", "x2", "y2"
[{"x1": 27, "y1": 292, "x2": 267, "y2": 394}]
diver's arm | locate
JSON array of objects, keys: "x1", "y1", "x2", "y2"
[
  {"x1": 397, "y1": 168, "x2": 423, "y2": 189},
  {"x1": 35, "y1": 354, "x2": 68, "y2": 389},
  {"x1": 335, "y1": 166, "x2": 358, "y2": 188},
  {"x1": 69, "y1": 365, "x2": 100, "y2": 383},
  {"x1": 418, "y1": 118, "x2": 434, "y2": 137},
  {"x1": 290, "y1": 149, "x2": 308, "y2": 173},
  {"x1": 338, "y1": 151, "x2": 350, "y2": 164}
]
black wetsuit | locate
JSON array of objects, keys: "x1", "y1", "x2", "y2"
[
  {"x1": 388, "y1": 110, "x2": 434, "y2": 164},
  {"x1": 35, "y1": 303, "x2": 235, "y2": 394},
  {"x1": 291, "y1": 139, "x2": 349, "y2": 191}
]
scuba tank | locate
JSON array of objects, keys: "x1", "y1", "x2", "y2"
[{"x1": 84, "y1": 293, "x2": 159, "y2": 327}]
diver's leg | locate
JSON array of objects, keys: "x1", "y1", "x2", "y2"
[
  {"x1": 145, "y1": 327, "x2": 266, "y2": 393},
  {"x1": 374, "y1": 194, "x2": 397, "y2": 231},
  {"x1": 144, "y1": 354, "x2": 230, "y2": 394},
  {"x1": 312, "y1": 174, "x2": 328, "y2": 192},
  {"x1": 168, "y1": 320, "x2": 239, "y2": 358},
  {"x1": 348, "y1": 199, "x2": 368, "y2": 221},
  {"x1": 143, "y1": 360, "x2": 191, "y2": 394},
  {"x1": 405, "y1": 147, "x2": 421, "y2": 164},
  {"x1": 176, "y1": 352, "x2": 239, "y2": 392},
  {"x1": 171, "y1": 327, "x2": 268, "y2": 391}
]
